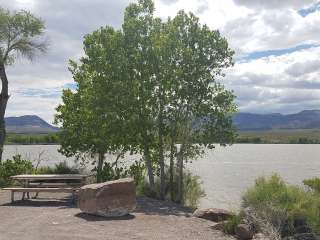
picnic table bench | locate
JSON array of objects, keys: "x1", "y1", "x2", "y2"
[{"x1": 3, "y1": 174, "x2": 88, "y2": 203}]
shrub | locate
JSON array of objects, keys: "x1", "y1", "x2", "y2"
[
  {"x1": 183, "y1": 171, "x2": 206, "y2": 209},
  {"x1": 303, "y1": 178, "x2": 320, "y2": 193},
  {"x1": 223, "y1": 214, "x2": 242, "y2": 235},
  {"x1": 52, "y1": 161, "x2": 79, "y2": 174},
  {"x1": 95, "y1": 161, "x2": 128, "y2": 182},
  {"x1": 0, "y1": 155, "x2": 33, "y2": 187},
  {"x1": 34, "y1": 161, "x2": 80, "y2": 174},
  {"x1": 137, "y1": 168, "x2": 205, "y2": 209},
  {"x1": 93, "y1": 160, "x2": 145, "y2": 186},
  {"x1": 242, "y1": 174, "x2": 320, "y2": 237},
  {"x1": 34, "y1": 166, "x2": 55, "y2": 174},
  {"x1": 128, "y1": 160, "x2": 145, "y2": 186}
]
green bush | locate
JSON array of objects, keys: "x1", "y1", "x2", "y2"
[
  {"x1": 35, "y1": 161, "x2": 79, "y2": 174},
  {"x1": 242, "y1": 174, "x2": 320, "y2": 236},
  {"x1": 128, "y1": 160, "x2": 145, "y2": 186},
  {"x1": 52, "y1": 161, "x2": 79, "y2": 174},
  {"x1": 303, "y1": 178, "x2": 320, "y2": 193},
  {"x1": 223, "y1": 214, "x2": 242, "y2": 235},
  {"x1": 0, "y1": 155, "x2": 80, "y2": 187},
  {"x1": 97, "y1": 161, "x2": 128, "y2": 182},
  {"x1": 0, "y1": 155, "x2": 33, "y2": 187},
  {"x1": 137, "y1": 168, "x2": 205, "y2": 209},
  {"x1": 34, "y1": 166, "x2": 55, "y2": 174},
  {"x1": 183, "y1": 171, "x2": 206, "y2": 209}
]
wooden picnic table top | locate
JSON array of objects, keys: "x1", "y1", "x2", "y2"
[{"x1": 10, "y1": 174, "x2": 88, "y2": 181}]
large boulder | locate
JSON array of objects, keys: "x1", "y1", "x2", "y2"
[
  {"x1": 78, "y1": 178, "x2": 136, "y2": 217},
  {"x1": 193, "y1": 208, "x2": 233, "y2": 222}
]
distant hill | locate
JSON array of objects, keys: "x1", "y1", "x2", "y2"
[
  {"x1": 5, "y1": 115, "x2": 59, "y2": 134},
  {"x1": 6, "y1": 110, "x2": 320, "y2": 134},
  {"x1": 233, "y1": 110, "x2": 320, "y2": 130}
]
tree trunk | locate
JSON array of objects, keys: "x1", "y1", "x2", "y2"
[
  {"x1": 0, "y1": 63, "x2": 9, "y2": 162},
  {"x1": 97, "y1": 152, "x2": 105, "y2": 183},
  {"x1": 169, "y1": 132, "x2": 176, "y2": 201},
  {"x1": 143, "y1": 142, "x2": 156, "y2": 195},
  {"x1": 176, "y1": 143, "x2": 185, "y2": 204},
  {"x1": 158, "y1": 111, "x2": 165, "y2": 200}
]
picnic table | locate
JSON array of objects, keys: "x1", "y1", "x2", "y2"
[{"x1": 3, "y1": 174, "x2": 88, "y2": 203}]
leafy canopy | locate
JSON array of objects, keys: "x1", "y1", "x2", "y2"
[{"x1": 0, "y1": 8, "x2": 47, "y2": 65}]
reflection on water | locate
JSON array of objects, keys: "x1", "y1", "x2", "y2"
[{"x1": 3, "y1": 144, "x2": 320, "y2": 209}]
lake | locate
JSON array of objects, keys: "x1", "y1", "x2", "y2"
[{"x1": 3, "y1": 144, "x2": 320, "y2": 210}]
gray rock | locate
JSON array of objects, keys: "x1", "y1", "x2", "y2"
[
  {"x1": 291, "y1": 233, "x2": 320, "y2": 240},
  {"x1": 235, "y1": 224, "x2": 254, "y2": 240},
  {"x1": 211, "y1": 221, "x2": 227, "y2": 231},
  {"x1": 253, "y1": 233, "x2": 271, "y2": 240},
  {"x1": 193, "y1": 208, "x2": 233, "y2": 222},
  {"x1": 78, "y1": 178, "x2": 136, "y2": 217}
]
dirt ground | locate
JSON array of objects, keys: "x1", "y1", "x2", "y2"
[{"x1": 0, "y1": 190, "x2": 235, "y2": 240}]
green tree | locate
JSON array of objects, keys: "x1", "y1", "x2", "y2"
[
  {"x1": 0, "y1": 8, "x2": 47, "y2": 161},
  {"x1": 55, "y1": 27, "x2": 133, "y2": 183},
  {"x1": 56, "y1": 0, "x2": 236, "y2": 199},
  {"x1": 122, "y1": 0, "x2": 160, "y2": 194},
  {"x1": 148, "y1": 10, "x2": 236, "y2": 201}
]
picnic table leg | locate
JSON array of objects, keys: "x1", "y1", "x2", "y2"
[
  {"x1": 33, "y1": 192, "x2": 39, "y2": 199},
  {"x1": 11, "y1": 191, "x2": 14, "y2": 203},
  {"x1": 33, "y1": 182, "x2": 42, "y2": 199},
  {"x1": 27, "y1": 180, "x2": 30, "y2": 199},
  {"x1": 21, "y1": 180, "x2": 29, "y2": 200},
  {"x1": 71, "y1": 191, "x2": 76, "y2": 204}
]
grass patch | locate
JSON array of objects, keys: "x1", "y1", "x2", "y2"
[{"x1": 242, "y1": 174, "x2": 320, "y2": 237}]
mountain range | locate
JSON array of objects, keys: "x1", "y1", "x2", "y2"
[
  {"x1": 233, "y1": 110, "x2": 320, "y2": 130},
  {"x1": 4, "y1": 110, "x2": 320, "y2": 134},
  {"x1": 5, "y1": 115, "x2": 59, "y2": 134}
]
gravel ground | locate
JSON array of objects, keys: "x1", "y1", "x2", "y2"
[{"x1": 0, "y1": 190, "x2": 235, "y2": 240}]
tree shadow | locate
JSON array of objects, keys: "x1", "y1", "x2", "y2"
[
  {"x1": 1, "y1": 196, "x2": 76, "y2": 208},
  {"x1": 134, "y1": 197, "x2": 193, "y2": 217},
  {"x1": 75, "y1": 212, "x2": 135, "y2": 221}
]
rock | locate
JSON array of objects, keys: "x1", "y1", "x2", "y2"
[
  {"x1": 235, "y1": 224, "x2": 254, "y2": 240},
  {"x1": 253, "y1": 233, "x2": 271, "y2": 240},
  {"x1": 78, "y1": 178, "x2": 136, "y2": 217},
  {"x1": 211, "y1": 221, "x2": 227, "y2": 231},
  {"x1": 295, "y1": 225, "x2": 313, "y2": 234},
  {"x1": 193, "y1": 208, "x2": 233, "y2": 222},
  {"x1": 291, "y1": 233, "x2": 320, "y2": 240},
  {"x1": 294, "y1": 218, "x2": 312, "y2": 234}
]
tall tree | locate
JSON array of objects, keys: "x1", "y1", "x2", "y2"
[
  {"x1": 56, "y1": 0, "x2": 236, "y2": 201},
  {"x1": 0, "y1": 9, "x2": 47, "y2": 161},
  {"x1": 55, "y1": 27, "x2": 132, "y2": 183},
  {"x1": 154, "y1": 11, "x2": 236, "y2": 202},
  {"x1": 122, "y1": 0, "x2": 160, "y2": 195}
]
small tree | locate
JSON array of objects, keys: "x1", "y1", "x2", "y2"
[{"x1": 0, "y1": 8, "x2": 47, "y2": 161}]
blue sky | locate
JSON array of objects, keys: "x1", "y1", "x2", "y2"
[
  {"x1": 240, "y1": 43, "x2": 319, "y2": 62},
  {"x1": 0, "y1": 0, "x2": 320, "y2": 123}
]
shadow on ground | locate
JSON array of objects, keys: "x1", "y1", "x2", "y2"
[
  {"x1": 1, "y1": 196, "x2": 76, "y2": 208},
  {"x1": 75, "y1": 212, "x2": 135, "y2": 221},
  {"x1": 0, "y1": 192, "x2": 193, "y2": 218},
  {"x1": 134, "y1": 197, "x2": 193, "y2": 217}
]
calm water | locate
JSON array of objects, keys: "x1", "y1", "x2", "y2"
[{"x1": 3, "y1": 144, "x2": 320, "y2": 209}]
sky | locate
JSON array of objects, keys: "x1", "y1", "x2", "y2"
[{"x1": 0, "y1": 0, "x2": 320, "y2": 123}]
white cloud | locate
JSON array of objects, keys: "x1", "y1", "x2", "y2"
[
  {"x1": 233, "y1": 0, "x2": 316, "y2": 10},
  {"x1": 1, "y1": 0, "x2": 320, "y2": 123},
  {"x1": 223, "y1": 46, "x2": 320, "y2": 113},
  {"x1": 222, "y1": 8, "x2": 320, "y2": 55}
]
